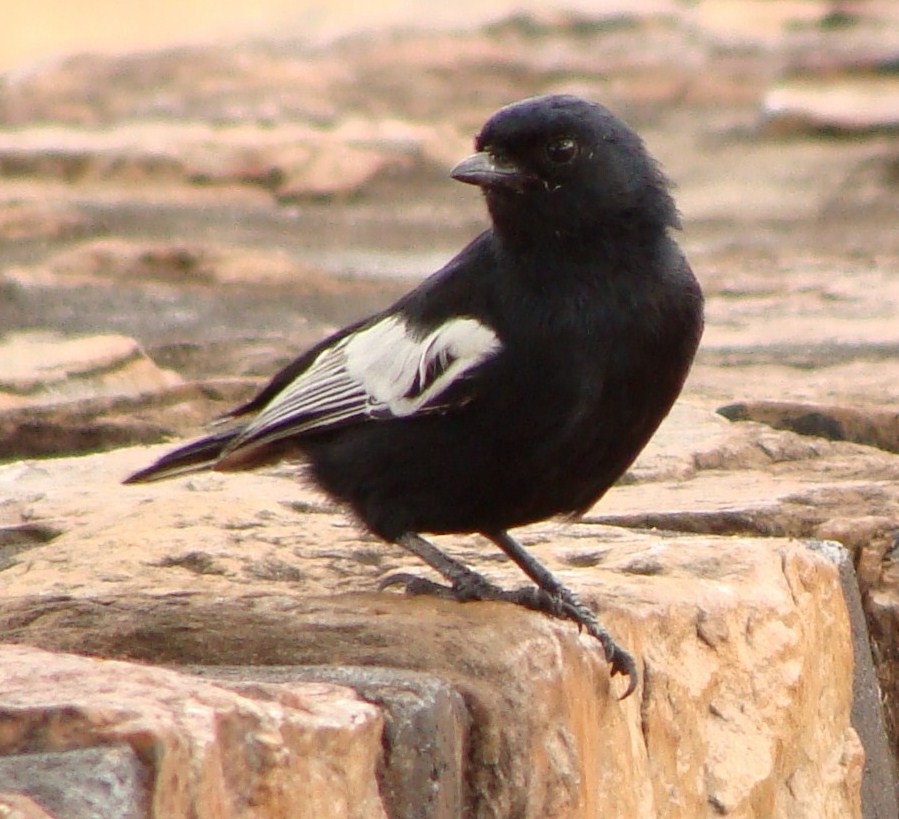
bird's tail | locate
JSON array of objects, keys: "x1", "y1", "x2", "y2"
[{"x1": 122, "y1": 427, "x2": 241, "y2": 484}]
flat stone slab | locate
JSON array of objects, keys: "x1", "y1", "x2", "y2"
[{"x1": 0, "y1": 438, "x2": 866, "y2": 817}]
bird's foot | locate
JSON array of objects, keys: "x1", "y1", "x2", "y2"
[
  {"x1": 484, "y1": 531, "x2": 638, "y2": 698},
  {"x1": 380, "y1": 570, "x2": 636, "y2": 696},
  {"x1": 379, "y1": 567, "x2": 542, "y2": 606},
  {"x1": 390, "y1": 531, "x2": 638, "y2": 698},
  {"x1": 553, "y1": 592, "x2": 638, "y2": 697}
]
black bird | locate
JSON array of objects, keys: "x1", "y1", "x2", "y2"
[{"x1": 125, "y1": 95, "x2": 704, "y2": 697}]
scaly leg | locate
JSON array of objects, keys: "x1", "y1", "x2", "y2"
[
  {"x1": 383, "y1": 531, "x2": 637, "y2": 698},
  {"x1": 384, "y1": 532, "x2": 556, "y2": 610},
  {"x1": 486, "y1": 530, "x2": 637, "y2": 697}
]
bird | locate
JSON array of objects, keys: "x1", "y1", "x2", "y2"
[{"x1": 125, "y1": 94, "x2": 704, "y2": 698}]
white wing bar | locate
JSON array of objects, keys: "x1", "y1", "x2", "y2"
[{"x1": 225, "y1": 315, "x2": 501, "y2": 455}]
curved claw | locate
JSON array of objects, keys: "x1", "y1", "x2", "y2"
[
  {"x1": 377, "y1": 572, "x2": 426, "y2": 592},
  {"x1": 378, "y1": 564, "x2": 641, "y2": 698},
  {"x1": 608, "y1": 647, "x2": 639, "y2": 700},
  {"x1": 378, "y1": 572, "x2": 461, "y2": 600},
  {"x1": 553, "y1": 598, "x2": 639, "y2": 698}
]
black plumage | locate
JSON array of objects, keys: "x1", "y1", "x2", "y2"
[{"x1": 125, "y1": 95, "x2": 704, "y2": 696}]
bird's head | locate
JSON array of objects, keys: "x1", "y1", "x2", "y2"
[{"x1": 452, "y1": 95, "x2": 680, "y2": 248}]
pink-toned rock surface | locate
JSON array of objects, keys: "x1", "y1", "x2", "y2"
[
  {"x1": 1, "y1": 0, "x2": 898, "y2": 814},
  {"x1": 763, "y1": 78, "x2": 899, "y2": 135},
  {"x1": 0, "y1": 439, "x2": 864, "y2": 817},
  {"x1": 0, "y1": 332, "x2": 179, "y2": 410},
  {"x1": 0, "y1": 645, "x2": 387, "y2": 819},
  {"x1": 0, "y1": 332, "x2": 249, "y2": 461},
  {"x1": 0, "y1": 793, "x2": 56, "y2": 819}
]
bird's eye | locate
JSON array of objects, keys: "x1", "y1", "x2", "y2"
[{"x1": 545, "y1": 137, "x2": 578, "y2": 165}]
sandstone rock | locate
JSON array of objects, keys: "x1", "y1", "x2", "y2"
[
  {"x1": 599, "y1": 409, "x2": 899, "y2": 580},
  {"x1": 46, "y1": 238, "x2": 218, "y2": 284},
  {"x1": 43, "y1": 238, "x2": 324, "y2": 286},
  {"x1": 198, "y1": 666, "x2": 467, "y2": 819},
  {"x1": 686, "y1": 0, "x2": 831, "y2": 46},
  {"x1": 0, "y1": 645, "x2": 386, "y2": 819},
  {"x1": 686, "y1": 346, "x2": 899, "y2": 411},
  {"x1": 0, "y1": 542, "x2": 863, "y2": 819},
  {"x1": 0, "y1": 746, "x2": 148, "y2": 819},
  {"x1": 866, "y1": 579, "x2": 899, "y2": 795},
  {"x1": 781, "y1": 1, "x2": 899, "y2": 78},
  {"x1": 0, "y1": 199, "x2": 98, "y2": 242},
  {"x1": 0, "y1": 332, "x2": 180, "y2": 410},
  {"x1": 718, "y1": 400, "x2": 899, "y2": 454},
  {"x1": 275, "y1": 142, "x2": 415, "y2": 203},
  {"x1": 0, "y1": 793, "x2": 55, "y2": 819},
  {"x1": 0, "y1": 123, "x2": 421, "y2": 200},
  {"x1": 1, "y1": 2, "x2": 899, "y2": 811},
  {"x1": 0, "y1": 442, "x2": 867, "y2": 818},
  {"x1": 182, "y1": 123, "x2": 442, "y2": 201},
  {"x1": 0, "y1": 326, "x2": 268, "y2": 461},
  {"x1": 762, "y1": 78, "x2": 899, "y2": 135},
  {"x1": 814, "y1": 541, "x2": 899, "y2": 819},
  {"x1": 0, "y1": 47, "x2": 342, "y2": 127},
  {"x1": 0, "y1": 379, "x2": 254, "y2": 461},
  {"x1": 596, "y1": 413, "x2": 899, "y2": 768}
]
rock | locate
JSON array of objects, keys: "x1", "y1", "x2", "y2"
[
  {"x1": 0, "y1": 123, "x2": 410, "y2": 200},
  {"x1": 0, "y1": 443, "x2": 867, "y2": 817},
  {"x1": 595, "y1": 412, "x2": 899, "y2": 770},
  {"x1": 182, "y1": 122, "x2": 443, "y2": 202},
  {"x1": 0, "y1": 645, "x2": 387, "y2": 819},
  {"x1": 604, "y1": 406, "x2": 899, "y2": 572},
  {"x1": 0, "y1": 199, "x2": 99, "y2": 242},
  {"x1": 197, "y1": 666, "x2": 467, "y2": 819},
  {"x1": 274, "y1": 142, "x2": 415, "y2": 203},
  {"x1": 46, "y1": 238, "x2": 218, "y2": 284},
  {"x1": 0, "y1": 379, "x2": 254, "y2": 461},
  {"x1": 0, "y1": 47, "x2": 342, "y2": 127},
  {"x1": 34, "y1": 234, "x2": 416, "y2": 301},
  {"x1": 0, "y1": 746, "x2": 148, "y2": 819},
  {"x1": 718, "y1": 400, "x2": 899, "y2": 454},
  {"x1": 0, "y1": 793, "x2": 56, "y2": 819},
  {"x1": 810, "y1": 541, "x2": 899, "y2": 819},
  {"x1": 0, "y1": 543, "x2": 864, "y2": 818},
  {"x1": 43, "y1": 238, "x2": 328, "y2": 286},
  {"x1": 0, "y1": 331, "x2": 236, "y2": 460},
  {"x1": 623, "y1": 401, "x2": 735, "y2": 482},
  {"x1": 686, "y1": 0, "x2": 829, "y2": 46},
  {"x1": 867, "y1": 574, "x2": 899, "y2": 796},
  {"x1": 1, "y1": 1, "x2": 899, "y2": 811},
  {"x1": 762, "y1": 78, "x2": 899, "y2": 135},
  {"x1": 781, "y1": 2, "x2": 899, "y2": 78},
  {"x1": 0, "y1": 329, "x2": 270, "y2": 461},
  {"x1": 0, "y1": 332, "x2": 180, "y2": 410}
]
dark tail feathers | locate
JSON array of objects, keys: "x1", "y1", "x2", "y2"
[{"x1": 123, "y1": 428, "x2": 240, "y2": 484}]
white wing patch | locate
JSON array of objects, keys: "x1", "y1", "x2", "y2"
[
  {"x1": 345, "y1": 316, "x2": 500, "y2": 415},
  {"x1": 225, "y1": 316, "x2": 501, "y2": 455}
]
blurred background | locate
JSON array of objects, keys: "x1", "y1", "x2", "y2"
[
  {"x1": 2, "y1": 0, "x2": 898, "y2": 350},
  {"x1": 4, "y1": 1, "x2": 672, "y2": 73},
  {"x1": 2, "y1": 0, "x2": 899, "y2": 767}
]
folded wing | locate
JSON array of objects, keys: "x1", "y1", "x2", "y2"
[
  {"x1": 126, "y1": 314, "x2": 502, "y2": 483},
  {"x1": 226, "y1": 315, "x2": 501, "y2": 456}
]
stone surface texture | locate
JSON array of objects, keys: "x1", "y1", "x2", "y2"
[
  {"x1": 0, "y1": 496, "x2": 864, "y2": 817},
  {"x1": 0, "y1": 645, "x2": 386, "y2": 819},
  {"x1": 2, "y1": 0, "x2": 898, "y2": 815}
]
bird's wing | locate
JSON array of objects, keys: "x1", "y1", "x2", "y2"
[{"x1": 221, "y1": 314, "x2": 501, "y2": 459}]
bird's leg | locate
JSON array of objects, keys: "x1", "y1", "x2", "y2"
[
  {"x1": 382, "y1": 531, "x2": 637, "y2": 698},
  {"x1": 384, "y1": 533, "x2": 573, "y2": 609},
  {"x1": 484, "y1": 530, "x2": 638, "y2": 698},
  {"x1": 383, "y1": 532, "x2": 515, "y2": 602}
]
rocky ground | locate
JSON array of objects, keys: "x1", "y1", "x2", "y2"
[{"x1": 1, "y1": 1, "x2": 899, "y2": 817}]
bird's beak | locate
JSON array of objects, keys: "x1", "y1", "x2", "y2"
[{"x1": 450, "y1": 151, "x2": 527, "y2": 191}]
